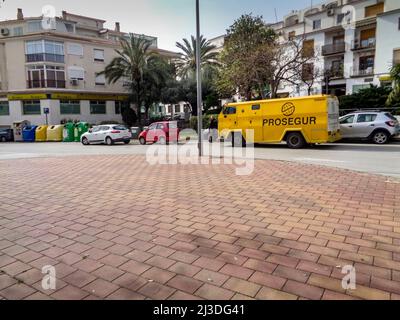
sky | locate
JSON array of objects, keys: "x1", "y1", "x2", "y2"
[{"x1": 0, "y1": 0, "x2": 313, "y2": 51}]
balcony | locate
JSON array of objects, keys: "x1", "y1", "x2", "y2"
[
  {"x1": 351, "y1": 38, "x2": 376, "y2": 51},
  {"x1": 326, "y1": 68, "x2": 344, "y2": 79},
  {"x1": 322, "y1": 43, "x2": 346, "y2": 56},
  {"x1": 351, "y1": 67, "x2": 374, "y2": 77},
  {"x1": 27, "y1": 79, "x2": 66, "y2": 89},
  {"x1": 26, "y1": 53, "x2": 65, "y2": 63}
]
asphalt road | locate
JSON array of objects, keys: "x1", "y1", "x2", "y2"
[{"x1": 0, "y1": 140, "x2": 399, "y2": 178}]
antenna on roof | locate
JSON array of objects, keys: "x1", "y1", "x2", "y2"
[{"x1": 274, "y1": 8, "x2": 278, "y2": 23}]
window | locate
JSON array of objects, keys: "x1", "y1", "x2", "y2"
[
  {"x1": 22, "y1": 100, "x2": 41, "y2": 115},
  {"x1": 340, "y1": 115, "x2": 355, "y2": 124},
  {"x1": 65, "y1": 23, "x2": 74, "y2": 33},
  {"x1": 13, "y1": 27, "x2": 23, "y2": 36},
  {"x1": 352, "y1": 84, "x2": 370, "y2": 93},
  {"x1": 27, "y1": 65, "x2": 65, "y2": 88},
  {"x1": 365, "y1": 3, "x2": 384, "y2": 18},
  {"x1": 302, "y1": 39, "x2": 315, "y2": 58},
  {"x1": 359, "y1": 56, "x2": 375, "y2": 71},
  {"x1": 148, "y1": 123, "x2": 157, "y2": 130},
  {"x1": 90, "y1": 101, "x2": 106, "y2": 114},
  {"x1": 252, "y1": 105, "x2": 261, "y2": 111},
  {"x1": 288, "y1": 31, "x2": 296, "y2": 41},
  {"x1": 357, "y1": 114, "x2": 377, "y2": 123},
  {"x1": 115, "y1": 101, "x2": 126, "y2": 114},
  {"x1": 67, "y1": 43, "x2": 83, "y2": 56},
  {"x1": 337, "y1": 13, "x2": 345, "y2": 25},
  {"x1": 26, "y1": 40, "x2": 64, "y2": 63},
  {"x1": 27, "y1": 21, "x2": 42, "y2": 32},
  {"x1": 302, "y1": 63, "x2": 314, "y2": 81},
  {"x1": 93, "y1": 49, "x2": 104, "y2": 62},
  {"x1": 156, "y1": 123, "x2": 166, "y2": 130},
  {"x1": 313, "y1": 19, "x2": 321, "y2": 30},
  {"x1": 0, "y1": 101, "x2": 9, "y2": 116},
  {"x1": 95, "y1": 73, "x2": 106, "y2": 85},
  {"x1": 174, "y1": 105, "x2": 181, "y2": 113},
  {"x1": 113, "y1": 125, "x2": 127, "y2": 130},
  {"x1": 60, "y1": 100, "x2": 80, "y2": 115},
  {"x1": 394, "y1": 49, "x2": 400, "y2": 65},
  {"x1": 223, "y1": 107, "x2": 237, "y2": 115},
  {"x1": 68, "y1": 67, "x2": 84, "y2": 80}
]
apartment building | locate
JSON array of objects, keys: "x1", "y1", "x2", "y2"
[
  {"x1": 209, "y1": 0, "x2": 400, "y2": 99},
  {"x1": 0, "y1": 9, "x2": 179, "y2": 129}
]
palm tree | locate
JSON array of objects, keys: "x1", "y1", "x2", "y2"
[
  {"x1": 101, "y1": 34, "x2": 168, "y2": 122},
  {"x1": 175, "y1": 35, "x2": 219, "y2": 79}
]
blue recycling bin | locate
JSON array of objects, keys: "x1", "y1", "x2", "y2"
[{"x1": 22, "y1": 125, "x2": 38, "y2": 142}]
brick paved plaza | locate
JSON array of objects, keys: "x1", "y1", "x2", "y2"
[{"x1": 1, "y1": 155, "x2": 400, "y2": 300}]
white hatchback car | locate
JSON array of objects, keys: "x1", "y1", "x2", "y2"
[{"x1": 81, "y1": 125, "x2": 131, "y2": 145}]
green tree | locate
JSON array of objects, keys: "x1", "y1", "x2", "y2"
[
  {"x1": 387, "y1": 64, "x2": 400, "y2": 108},
  {"x1": 175, "y1": 35, "x2": 219, "y2": 79},
  {"x1": 216, "y1": 14, "x2": 277, "y2": 100},
  {"x1": 101, "y1": 34, "x2": 169, "y2": 123}
]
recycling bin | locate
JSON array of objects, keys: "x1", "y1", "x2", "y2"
[
  {"x1": 47, "y1": 125, "x2": 64, "y2": 142},
  {"x1": 63, "y1": 122, "x2": 75, "y2": 142},
  {"x1": 130, "y1": 127, "x2": 140, "y2": 140},
  {"x1": 13, "y1": 120, "x2": 31, "y2": 142},
  {"x1": 74, "y1": 122, "x2": 89, "y2": 142},
  {"x1": 22, "y1": 125, "x2": 38, "y2": 142},
  {"x1": 35, "y1": 125, "x2": 48, "y2": 142}
]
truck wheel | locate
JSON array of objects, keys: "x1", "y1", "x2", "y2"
[
  {"x1": 0, "y1": 137, "x2": 6, "y2": 142},
  {"x1": 286, "y1": 132, "x2": 306, "y2": 149},
  {"x1": 231, "y1": 132, "x2": 246, "y2": 148}
]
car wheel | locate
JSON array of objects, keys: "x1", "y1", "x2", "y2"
[
  {"x1": 0, "y1": 137, "x2": 6, "y2": 142},
  {"x1": 106, "y1": 137, "x2": 114, "y2": 146},
  {"x1": 139, "y1": 137, "x2": 146, "y2": 145},
  {"x1": 286, "y1": 132, "x2": 306, "y2": 149},
  {"x1": 123, "y1": 140, "x2": 130, "y2": 145},
  {"x1": 81, "y1": 137, "x2": 90, "y2": 146},
  {"x1": 372, "y1": 130, "x2": 389, "y2": 145}
]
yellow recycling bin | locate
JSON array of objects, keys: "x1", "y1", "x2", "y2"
[
  {"x1": 35, "y1": 125, "x2": 48, "y2": 142},
  {"x1": 46, "y1": 125, "x2": 64, "y2": 142}
]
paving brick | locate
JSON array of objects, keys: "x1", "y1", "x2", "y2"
[
  {"x1": 168, "y1": 275, "x2": 203, "y2": 294},
  {"x1": 194, "y1": 269, "x2": 229, "y2": 286},
  {"x1": 106, "y1": 288, "x2": 145, "y2": 300},
  {"x1": 92, "y1": 265, "x2": 125, "y2": 281},
  {"x1": 0, "y1": 283, "x2": 36, "y2": 300},
  {"x1": 138, "y1": 282, "x2": 176, "y2": 299},
  {"x1": 283, "y1": 280, "x2": 324, "y2": 300},
  {"x1": 220, "y1": 264, "x2": 254, "y2": 280},
  {"x1": 256, "y1": 287, "x2": 298, "y2": 300},
  {"x1": 193, "y1": 257, "x2": 225, "y2": 272},
  {"x1": 83, "y1": 279, "x2": 119, "y2": 298},
  {"x1": 63, "y1": 270, "x2": 96, "y2": 288},
  {"x1": 195, "y1": 284, "x2": 234, "y2": 300},
  {"x1": 273, "y1": 265, "x2": 310, "y2": 283},
  {"x1": 52, "y1": 285, "x2": 89, "y2": 300},
  {"x1": 142, "y1": 267, "x2": 175, "y2": 284},
  {"x1": 223, "y1": 277, "x2": 261, "y2": 297},
  {"x1": 347, "y1": 285, "x2": 391, "y2": 300},
  {"x1": 169, "y1": 262, "x2": 201, "y2": 277},
  {"x1": 249, "y1": 272, "x2": 286, "y2": 290}
]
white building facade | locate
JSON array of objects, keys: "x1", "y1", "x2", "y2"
[{"x1": 210, "y1": 0, "x2": 400, "y2": 99}]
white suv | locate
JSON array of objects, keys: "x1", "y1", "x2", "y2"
[
  {"x1": 340, "y1": 112, "x2": 400, "y2": 144},
  {"x1": 81, "y1": 125, "x2": 131, "y2": 145}
]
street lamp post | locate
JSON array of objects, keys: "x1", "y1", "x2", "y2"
[{"x1": 196, "y1": 0, "x2": 203, "y2": 157}]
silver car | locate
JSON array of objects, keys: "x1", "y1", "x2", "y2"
[{"x1": 340, "y1": 112, "x2": 400, "y2": 144}]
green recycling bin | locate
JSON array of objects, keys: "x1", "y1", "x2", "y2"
[
  {"x1": 63, "y1": 123, "x2": 75, "y2": 142},
  {"x1": 74, "y1": 122, "x2": 89, "y2": 142}
]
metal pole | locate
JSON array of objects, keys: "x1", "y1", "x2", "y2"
[{"x1": 196, "y1": 0, "x2": 203, "y2": 157}]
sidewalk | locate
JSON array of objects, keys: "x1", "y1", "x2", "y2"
[{"x1": 0, "y1": 155, "x2": 400, "y2": 300}]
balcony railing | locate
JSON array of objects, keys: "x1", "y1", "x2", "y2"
[
  {"x1": 326, "y1": 68, "x2": 344, "y2": 79},
  {"x1": 322, "y1": 43, "x2": 346, "y2": 56},
  {"x1": 26, "y1": 53, "x2": 65, "y2": 63},
  {"x1": 351, "y1": 38, "x2": 376, "y2": 51},
  {"x1": 351, "y1": 68, "x2": 374, "y2": 77},
  {"x1": 27, "y1": 80, "x2": 66, "y2": 89}
]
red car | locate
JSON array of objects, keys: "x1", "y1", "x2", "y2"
[{"x1": 139, "y1": 121, "x2": 180, "y2": 145}]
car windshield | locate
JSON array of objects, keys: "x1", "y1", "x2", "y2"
[{"x1": 385, "y1": 113, "x2": 397, "y2": 121}]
